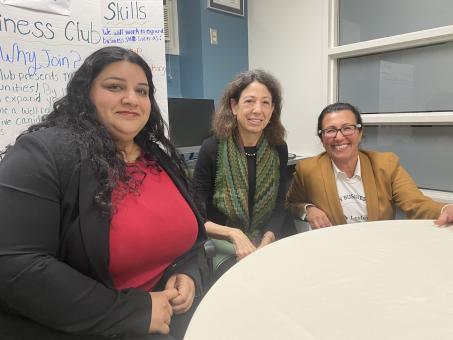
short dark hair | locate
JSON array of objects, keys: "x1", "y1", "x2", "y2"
[
  {"x1": 317, "y1": 102, "x2": 363, "y2": 139},
  {"x1": 212, "y1": 69, "x2": 286, "y2": 146}
]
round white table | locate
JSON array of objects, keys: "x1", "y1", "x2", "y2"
[{"x1": 185, "y1": 220, "x2": 453, "y2": 340}]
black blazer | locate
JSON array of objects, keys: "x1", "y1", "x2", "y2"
[{"x1": 0, "y1": 127, "x2": 207, "y2": 338}]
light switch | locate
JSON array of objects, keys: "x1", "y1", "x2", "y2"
[{"x1": 210, "y1": 28, "x2": 218, "y2": 45}]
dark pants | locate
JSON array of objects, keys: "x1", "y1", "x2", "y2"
[
  {"x1": 213, "y1": 256, "x2": 237, "y2": 284},
  {"x1": 0, "y1": 297, "x2": 200, "y2": 340}
]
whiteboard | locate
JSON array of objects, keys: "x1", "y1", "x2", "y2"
[{"x1": 0, "y1": 0, "x2": 168, "y2": 149}]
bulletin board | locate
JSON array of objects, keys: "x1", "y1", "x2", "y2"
[{"x1": 0, "y1": 0, "x2": 168, "y2": 149}]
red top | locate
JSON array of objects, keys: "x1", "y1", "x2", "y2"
[{"x1": 109, "y1": 161, "x2": 198, "y2": 291}]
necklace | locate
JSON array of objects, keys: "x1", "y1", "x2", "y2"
[
  {"x1": 244, "y1": 151, "x2": 256, "y2": 157},
  {"x1": 122, "y1": 144, "x2": 141, "y2": 163}
]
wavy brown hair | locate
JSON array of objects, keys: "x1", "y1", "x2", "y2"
[{"x1": 212, "y1": 69, "x2": 286, "y2": 146}]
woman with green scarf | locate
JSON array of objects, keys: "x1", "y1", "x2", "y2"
[{"x1": 193, "y1": 69, "x2": 288, "y2": 278}]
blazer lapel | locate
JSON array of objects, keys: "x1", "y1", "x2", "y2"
[
  {"x1": 359, "y1": 151, "x2": 379, "y2": 221},
  {"x1": 320, "y1": 154, "x2": 346, "y2": 225},
  {"x1": 78, "y1": 156, "x2": 112, "y2": 286},
  {"x1": 157, "y1": 153, "x2": 207, "y2": 239}
]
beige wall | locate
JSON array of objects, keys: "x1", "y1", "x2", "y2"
[{"x1": 248, "y1": 0, "x2": 330, "y2": 156}]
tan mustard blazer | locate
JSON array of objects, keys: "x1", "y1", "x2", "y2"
[{"x1": 286, "y1": 150, "x2": 444, "y2": 226}]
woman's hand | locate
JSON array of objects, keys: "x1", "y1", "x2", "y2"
[
  {"x1": 148, "y1": 289, "x2": 179, "y2": 334},
  {"x1": 165, "y1": 274, "x2": 196, "y2": 315},
  {"x1": 258, "y1": 231, "x2": 275, "y2": 249},
  {"x1": 434, "y1": 204, "x2": 453, "y2": 226},
  {"x1": 227, "y1": 227, "x2": 256, "y2": 260},
  {"x1": 204, "y1": 221, "x2": 256, "y2": 260},
  {"x1": 306, "y1": 206, "x2": 333, "y2": 229}
]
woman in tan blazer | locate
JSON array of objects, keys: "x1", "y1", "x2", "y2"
[{"x1": 286, "y1": 102, "x2": 453, "y2": 229}]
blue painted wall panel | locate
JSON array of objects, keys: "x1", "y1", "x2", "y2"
[
  {"x1": 201, "y1": 0, "x2": 249, "y2": 101},
  {"x1": 178, "y1": 0, "x2": 204, "y2": 98},
  {"x1": 166, "y1": 54, "x2": 181, "y2": 97},
  {"x1": 166, "y1": 0, "x2": 248, "y2": 102}
]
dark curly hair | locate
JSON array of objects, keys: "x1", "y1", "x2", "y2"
[
  {"x1": 16, "y1": 46, "x2": 188, "y2": 216},
  {"x1": 212, "y1": 69, "x2": 286, "y2": 146}
]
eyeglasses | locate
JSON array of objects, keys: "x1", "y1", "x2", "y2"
[{"x1": 319, "y1": 124, "x2": 362, "y2": 138}]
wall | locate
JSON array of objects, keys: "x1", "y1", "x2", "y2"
[
  {"x1": 177, "y1": 0, "x2": 204, "y2": 98},
  {"x1": 200, "y1": 3, "x2": 249, "y2": 101},
  {"x1": 169, "y1": 1, "x2": 327, "y2": 153},
  {"x1": 167, "y1": 0, "x2": 249, "y2": 102},
  {"x1": 248, "y1": 0, "x2": 452, "y2": 197},
  {"x1": 248, "y1": 0, "x2": 329, "y2": 156},
  {"x1": 166, "y1": 54, "x2": 182, "y2": 97}
]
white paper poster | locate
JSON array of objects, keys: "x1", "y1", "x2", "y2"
[{"x1": 0, "y1": 0, "x2": 167, "y2": 148}]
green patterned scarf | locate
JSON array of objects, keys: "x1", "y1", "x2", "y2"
[{"x1": 213, "y1": 134, "x2": 280, "y2": 239}]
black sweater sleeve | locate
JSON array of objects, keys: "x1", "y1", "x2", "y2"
[{"x1": 192, "y1": 136, "x2": 224, "y2": 223}]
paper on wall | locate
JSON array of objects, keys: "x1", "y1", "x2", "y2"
[{"x1": 2, "y1": 0, "x2": 71, "y2": 16}]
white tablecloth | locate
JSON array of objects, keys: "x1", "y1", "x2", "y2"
[{"x1": 185, "y1": 220, "x2": 453, "y2": 340}]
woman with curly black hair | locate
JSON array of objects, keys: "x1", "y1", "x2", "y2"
[{"x1": 0, "y1": 46, "x2": 211, "y2": 340}]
